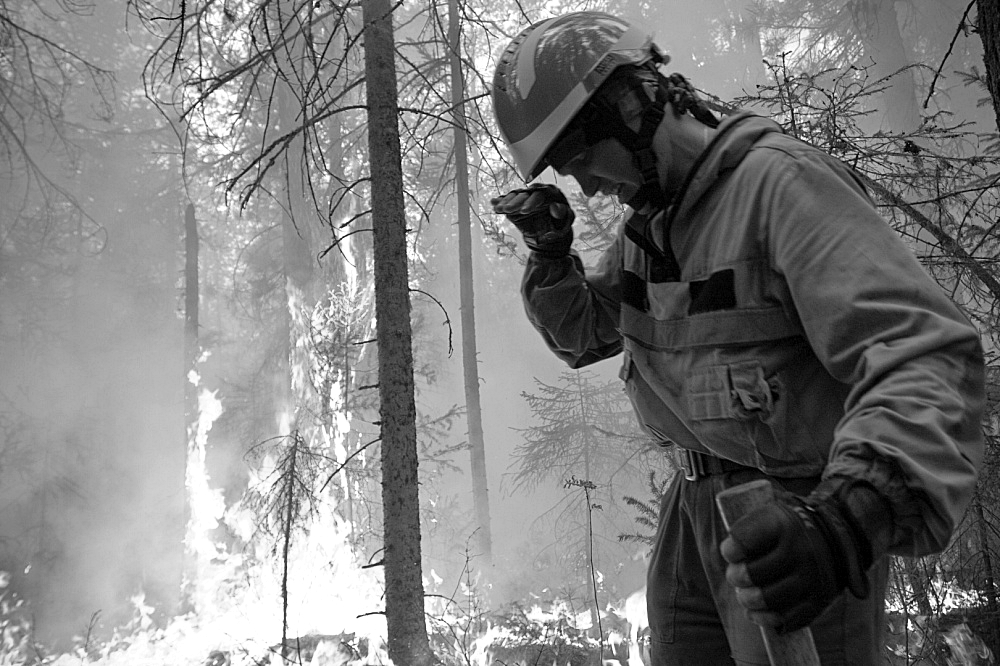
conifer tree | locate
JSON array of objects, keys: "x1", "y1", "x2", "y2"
[
  {"x1": 509, "y1": 370, "x2": 654, "y2": 598},
  {"x1": 364, "y1": 0, "x2": 433, "y2": 662}
]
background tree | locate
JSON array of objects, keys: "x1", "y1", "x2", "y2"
[
  {"x1": 364, "y1": 0, "x2": 434, "y2": 661},
  {"x1": 979, "y1": 0, "x2": 1000, "y2": 132},
  {"x1": 508, "y1": 370, "x2": 654, "y2": 605},
  {"x1": 449, "y1": 0, "x2": 494, "y2": 566}
]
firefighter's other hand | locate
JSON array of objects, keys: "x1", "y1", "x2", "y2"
[
  {"x1": 491, "y1": 184, "x2": 574, "y2": 258},
  {"x1": 718, "y1": 484, "x2": 882, "y2": 634}
]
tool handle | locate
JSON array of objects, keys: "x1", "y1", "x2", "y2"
[{"x1": 716, "y1": 480, "x2": 822, "y2": 666}]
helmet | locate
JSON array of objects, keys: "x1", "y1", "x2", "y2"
[{"x1": 492, "y1": 12, "x2": 667, "y2": 181}]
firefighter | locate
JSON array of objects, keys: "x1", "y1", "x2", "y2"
[{"x1": 490, "y1": 11, "x2": 986, "y2": 666}]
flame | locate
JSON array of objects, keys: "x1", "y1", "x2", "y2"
[
  {"x1": 44, "y1": 350, "x2": 390, "y2": 664},
  {"x1": 52, "y1": 471, "x2": 390, "y2": 665},
  {"x1": 30, "y1": 238, "x2": 394, "y2": 665},
  {"x1": 885, "y1": 576, "x2": 997, "y2": 666},
  {"x1": 186, "y1": 370, "x2": 226, "y2": 576},
  {"x1": 944, "y1": 623, "x2": 994, "y2": 666}
]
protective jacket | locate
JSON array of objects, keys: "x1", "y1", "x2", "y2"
[{"x1": 521, "y1": 112, "x2": 985, "y2": 556}]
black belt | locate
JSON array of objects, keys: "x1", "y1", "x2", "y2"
[{"x1": 675, "y1": 447, "x2": 750, "y2": 481}]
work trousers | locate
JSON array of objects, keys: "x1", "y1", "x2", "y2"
[{"x1": 647, "y1": 467, "x2": 889, "y2": 666}]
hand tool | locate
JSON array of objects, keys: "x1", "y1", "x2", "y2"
[{"x1": 716, "y1": 479, "x2": 823, "y2": 666}]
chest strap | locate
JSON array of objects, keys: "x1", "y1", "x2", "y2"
[{"x1": 624, "y1": 211, "x2": 681, "y2": 284}]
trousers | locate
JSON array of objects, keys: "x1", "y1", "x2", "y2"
[{"x1": 646, "y1": 467, "x2": 888, "y2": 666}]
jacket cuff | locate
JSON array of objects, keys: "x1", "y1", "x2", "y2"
[
  {"x1": 822, "y1": 450, "x2": 921, "y2": 553},
  {"x1": 808, "y1": 475, "x2": 895, "y2": 600}
]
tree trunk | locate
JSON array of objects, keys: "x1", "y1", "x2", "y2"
[
  {"x1": 979, "y1": 0, "x2": 1000, "y2": 132},
  {"x1": 363, "y1": 0, "x2": 432, "y2": 663},
  {"x1": 274, "y1": 1, "x2": 317, "y2": 401},
  {"x1": 576, "y1": 372, "x2": 599, "y2": 633},
  {"x1": 904, "y1": 559, "x2": 935, "y2": 616},
  {"x1": 182, "y1": 201, "x2": 199, "y2": 610},
  {"x1": 853, "y1": 0, "x2": 921, "y2": 132},
  {"x1": 725, "y1": 0, "x2": 766, "y2": 91},
  {"x1": 270, "y1": 7, "x2": 321, "y2": 651},
  {"x1": 184, "y1": 203, "x2": 199, "y2": 373},
  {"x1": 973, "y1": 490, "x2": 998, "y2": 612},
  {"x1": 448, "y1": 0, "x2": 493, "y2": 564}
]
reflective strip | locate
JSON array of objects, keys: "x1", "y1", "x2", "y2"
[
  {"x1": 508, "y1": 83, "x2": 589, "y2": 178},
  {"x1": 516, "y1": 17, "x2": 556, "y2": 98}
]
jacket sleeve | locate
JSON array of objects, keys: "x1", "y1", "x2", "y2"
[
  {"x1": 763, "y1": 148, "x2": 986, "y2": 556},
  {"x1": 520, "y1": 231, "x2": 625, "y2": 369}
]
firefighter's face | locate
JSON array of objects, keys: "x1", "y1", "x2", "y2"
[{"x1": 554, "y1": 138, "x2": 642, "y2": 201}]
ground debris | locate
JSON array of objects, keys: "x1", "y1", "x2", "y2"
[{"x1": 259, "y1": 632, "x2": 362, "y2": 665}]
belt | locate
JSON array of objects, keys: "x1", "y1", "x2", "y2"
[{"x1": 674, "y1": 447, "x2": 750, "y2": 481}]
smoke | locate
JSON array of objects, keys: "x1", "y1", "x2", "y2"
[
  {"x1": 0, "y1": 44, "x2": 188, "y2": 637},
  {"x1": 0, "y1": 0, "x2": 835, "y2": 651}
]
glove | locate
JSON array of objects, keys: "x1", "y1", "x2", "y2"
[
  {"x1": 491, "y1": 184, "x2": 575, "y2": 258},
  {"x1": 719, "y1": 478, "x2": 893, "y2": 634}
]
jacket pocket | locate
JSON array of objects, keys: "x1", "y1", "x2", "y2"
[
  {"x1": 686, "y1": 360, "x2": 789, "y2": 465},
  {"x1": 687, "y1": 361, "x2": 778, "y2": 421}
]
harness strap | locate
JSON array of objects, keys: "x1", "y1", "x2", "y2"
[{"x1": 624, "y1": 211, "x2": 681, "y2": 284}]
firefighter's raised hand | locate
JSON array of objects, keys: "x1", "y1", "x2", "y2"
[{"x1": 491, "y1": 184, "x2": 575, "y2": 258}]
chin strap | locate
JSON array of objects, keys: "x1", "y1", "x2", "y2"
[
  {"x1": 604, "y1": 67, "x2": 667, "y2": 212},
  {"x1": 614, "y1": 69, "x2": 720, "y2": 212},
  {"x1": 571, "y1": 60, "x2": 720, "y2": 213},
  {"x1": 621, "y1": 93, "x2": 667, "y2": 212}
]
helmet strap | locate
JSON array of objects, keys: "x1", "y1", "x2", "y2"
[
  {"x1": 577, "y1": 62, "x2": 720, "y2": 212},
  {"x1": 612, "y1": 74, "x2": 669, "y2": 211},
  {"x1": 594, "y1": 69, "x2": 719, "y2": 212}
]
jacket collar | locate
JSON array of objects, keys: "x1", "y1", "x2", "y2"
[{"x1": 667, "y1": 112, "x2": 784, "y2": 226}]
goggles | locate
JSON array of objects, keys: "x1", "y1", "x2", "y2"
[
  {"x1": 544, "y1": 105, "x2": 605, "y2": 173},
  {"x1": 545, "y1": 127, "x2": 589, "y2": 172}
]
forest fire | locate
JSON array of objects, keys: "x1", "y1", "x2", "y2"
[
  {"x1": 0, "y1": 2, "x2": 997, "y2": 666},
  {"x1": 16, "y1": 367, "x2": 390, "y2": 666}
]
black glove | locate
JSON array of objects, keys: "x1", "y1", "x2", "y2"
[
  {"x1": 491, "y1": 184, "x2": 575, "y2": 258},
  {"x1": 719, "y1": 478, "x2": 893, "y2": 634}
]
